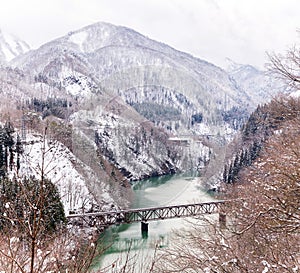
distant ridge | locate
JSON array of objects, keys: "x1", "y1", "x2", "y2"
[{"x1": 0, "y1": 29, "x2": 30, "y2": 64}]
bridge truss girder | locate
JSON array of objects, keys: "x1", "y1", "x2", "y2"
[{"x1": 67, "y1": 200, "x2": 226, "y2": 229}]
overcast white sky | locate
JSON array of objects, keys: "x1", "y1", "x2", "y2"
[{"x1": 0, "y1": 0, "x2": 299, "y2": 69}]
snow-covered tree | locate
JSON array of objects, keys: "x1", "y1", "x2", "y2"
[{"x1": 0, "y1": 126, "x2": 105, "y2": 273}]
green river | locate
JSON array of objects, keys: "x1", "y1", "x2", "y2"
[{"x1": 93, "y1": 172, "x2": 214, "y2": 271}]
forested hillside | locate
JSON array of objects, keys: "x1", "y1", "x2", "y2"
[
  {"x1": 222, "y1": 96, "x2": 300, "y2": 184},
  {"x1": 155, "y1": 94, "x2": 300, "y2": 273},
  {"x1": 154, "y1": 43, "x2": 300, "y2": 272},
  {"x1": 0, "y1": 22, "x2": 297, "y2": 272}
]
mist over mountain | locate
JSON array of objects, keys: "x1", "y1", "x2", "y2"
[{"x1": 225, "y1": 58, "x2": 288, "y2": 104}]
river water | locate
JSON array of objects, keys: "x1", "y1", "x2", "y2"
[{"x1": 93, "y1": 172, "x2": 214, "y2": 271}]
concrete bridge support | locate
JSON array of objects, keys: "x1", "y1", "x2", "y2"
[{"x1": 141, "y1": 221, "x2": 149, "y2": 238}]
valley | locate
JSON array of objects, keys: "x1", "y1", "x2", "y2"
[
  {"x1": 0, "y1": 22, "x2": 283, "y2": 214},
  {"x1": 0, "y1": 21, "x2": 296, "y2": 273}
]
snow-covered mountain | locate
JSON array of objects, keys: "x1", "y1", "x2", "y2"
[
  {"x1": 11, "y1": 22, "x2": 255, "y2": 133},
  {"x1": 0, "y1": 22, "x2": 287, "y2": 213},
  {"x1": 0, "y1": 29, "x2": 30, "y2": 65},
  {"x1": 225, "y1": 58, "x2": 288, "y2": 104}
]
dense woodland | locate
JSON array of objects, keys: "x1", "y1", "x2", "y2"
[{"x1": 223, "y1": 96, "x2": 300, "y2": 184}]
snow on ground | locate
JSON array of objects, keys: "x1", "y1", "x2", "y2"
[
  {"x1": 1, "y1": 42, "x2": 15, "y2": 62},
  {"x1": 68, "y1": 30, "x2": 88, "y2": 52},
  {"x1": 290, "y1": 90, "x2": 300, "y2": 98},
  {"x1": 0, "y1": 30, "x2": 30, "y2": 62},
  {"x1": 61, "y1": 66, "x2": 94, "y2": 98},
  {"x1": 18, "y1": 133, "x2": 113, "y2": 215}
]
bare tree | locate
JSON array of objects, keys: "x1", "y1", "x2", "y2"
[
  {"x1": 154, "y1": 108, "x2": 300, "y2": 272},
  {"x1": 267, "y1": 31, "x2": 300, "y2": 90}
]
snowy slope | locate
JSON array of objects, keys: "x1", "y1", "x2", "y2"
[
  {"x1": 225, "y1": 58, "x2": 288, "y2": 104},
  {"x1": 290, "y1": 90, "x2": 300, "y2": 98},
  {"x1": 10, "y1": 22, "x2": 252, "y2": 135},
  {"x1": 70, "y1": 94, "x2": 211, "y2": 181},
  {"x1": 0, "y1": 29, "x2": 30, "y2": 65},
  {"x1": 1, "y1": 22, "x2": 289, "y2": 210},
  {"x1": 18, "y1": 134, "x2": 116, "y2": 214}
]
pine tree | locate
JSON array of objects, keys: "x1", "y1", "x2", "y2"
[
  {"x1": 0, "y1": 126, "x2": 4, "y2": 178},
  {"x1": 223, "y1": 164, "x2": 228, "y2": 183},
  {"x1": 239, "y1": 149, "x2": 245, "y2": 167},
  {"x1": 0, "y1": 176, "x2": 66, "y2": 232},
  {"x1": 3, "y1": 121, "x2": 14, "y2": 171},
  {"x1": 227, "y1": 163, "x2": 234, "y2": 184},
  {"x1": 243, "y1": 148, "x2": 250, "y2": 166},
  {"x1": 232, "y1": 153, "x2": 240, "y2": 182},
  {"x1": 250, "y1": 141, "x2": 261, "y2": 162},
  {"x1": 15, "y1": 134, "x2": 23, "y2": 172}
]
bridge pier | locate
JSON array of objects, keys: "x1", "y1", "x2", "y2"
[
  {"x1": 219, "y1": 213, "x2": 226, "y2": 229},
  {"x1": 141, "y1": 221, "x2": 148, "y2": 238}
]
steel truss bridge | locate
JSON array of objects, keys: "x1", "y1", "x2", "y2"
[{"x1": 67, "y1": 200, "x2": 227, "y2": 230}]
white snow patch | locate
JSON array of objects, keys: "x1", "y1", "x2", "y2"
[
  {"x1": 61, "y1": 66, "x2": 94, "y2": 97},
  {"x1": 0, "y1": 31, "x2": 30, "y2": 62},
  {"x1": 1, "y1": 43, "x2": 15, "y2": 61},
  {"x1": 69, "y1": 31, "x2": 88, "y2": 52},
  {"x1": 18, "y1": 134, "x2": 103, "y2": 215},
  {"x1": 65, "y1": 81, "x2": 82, "y2": 96},
  {"x1": 262, "y1": 260, "x2": 270, "y2": 273},
  {"x1": 60, "y1": 65, "x2": 74, "y2": 79},
  {"x1": 290, "y1": 90, "x2": 300, "y2": 98}
]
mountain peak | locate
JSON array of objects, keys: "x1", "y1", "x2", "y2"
[
  {"x1": 0, "y1": 29, "x2": 30, "y2": 64},
  {"x1": 225, "y1": 57, "x2": 259, "y2": 73},
  {"x1": 62, "y1": 21, "x2": 151, "y2": 54}
]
